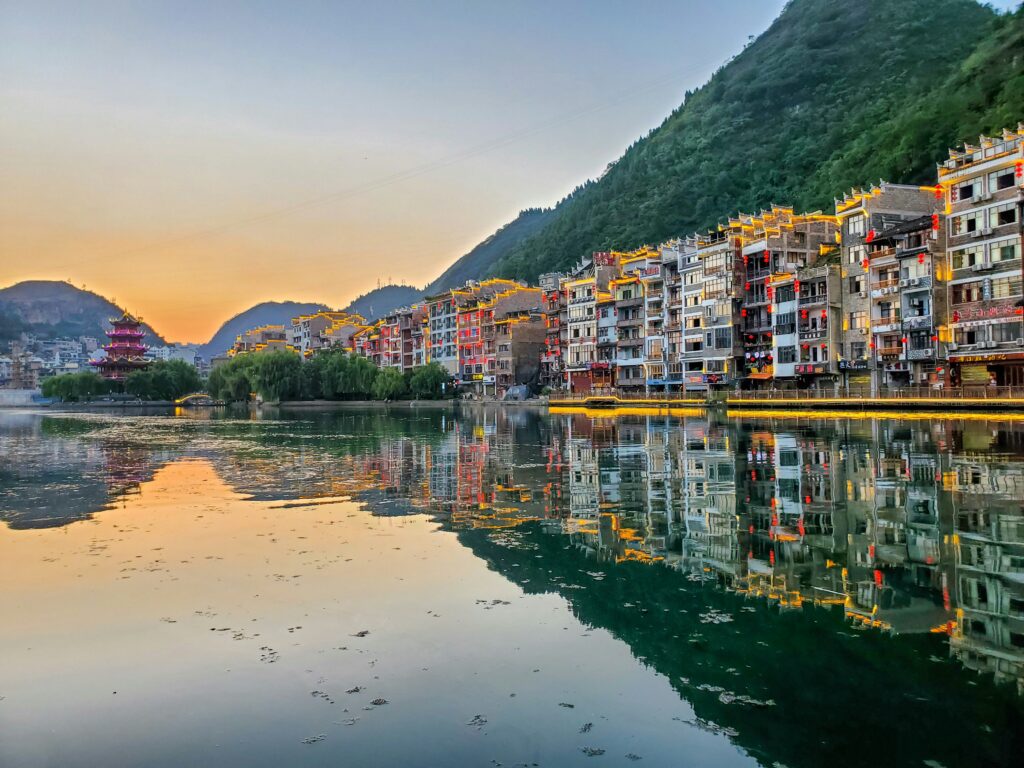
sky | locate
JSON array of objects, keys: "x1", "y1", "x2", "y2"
[{"x1": 1, "y1": 0, "x2": 1015, "y2": 342}]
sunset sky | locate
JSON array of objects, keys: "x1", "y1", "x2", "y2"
[{"x1": 7, "y1": 1, "x2": 1010, "y2": 342}]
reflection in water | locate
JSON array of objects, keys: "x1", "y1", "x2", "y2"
[{"x1": 2, "y1": 407, "x2": 1023, "y2": 766}]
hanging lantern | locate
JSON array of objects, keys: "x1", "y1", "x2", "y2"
[
  {"x1": 901, "y1": 337, "x2": 907, "y2": 345},
  {"x1": 918, "y1": 252, "x2": 926, "y2": 264},
  {"x1": 931, "y1": 214, "x2": 940, "y2": 231},
  {"x1": 862, "y1": 258, "x2": 869, "y2": 269},
  {"x1": 869, "y1": 341, "x2": 876, "y2": 349},
  {"x1": 745, "y1": 281, "x2": 751, "y2": 290},
  {"x1": 934, "y1": 187, "x2": 943, "y2": 200},
  {"x1": 801, "y1": 309, "x2": 809, "y2": 319},
  {"x1": 931, "y1": 335, "x2": 938, "y2": 342},
  {"x1": 743, "y1": 255, "x2": 749, "y2": 266},
  {"x1": 741, "y1": 308, "x2": 747, "y2": 317}
]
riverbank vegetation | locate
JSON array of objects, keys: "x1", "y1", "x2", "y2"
[
  {"x1": 41, "y1": 360, "x2": 203, "y2": 402},
  {"x1": 206, "y1": 350, "x2": 451, "y2": 403}
]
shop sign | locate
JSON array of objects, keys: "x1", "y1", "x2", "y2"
[
  {"x1": 951, "y1": 352, "x2": 1024, "y2": 363},
  {"x1": 952, "y1": 301, "x2": 1023, "y2": 323},
  {"x1": 838, "y1": 359, "x2": 868, "y2": 371}
]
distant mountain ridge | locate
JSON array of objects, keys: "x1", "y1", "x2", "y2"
[
  {"x1": 341, "y1": 284, "x2": 422, "y2": 322},
  {"x1": 0, "y1": 280, "x2": 167, "y2": 347}
]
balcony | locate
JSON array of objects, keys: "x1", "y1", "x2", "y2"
[
  {"x1": 798, "y1": 292, "x2": 827, "y2": 306},
  {"x1": 878, "y1": 345, "x2": 903, "y2": 356}
]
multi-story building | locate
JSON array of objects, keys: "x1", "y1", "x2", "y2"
[
  {"x1": 941, "y1": 127, "x2": 1024, "y2": 387},
  {"x1": 662, "y1": 242, "x2": 683, "y2": 392},
  {"x1": 733, "y1": 206, "x2": 839, "y2": 388},
  {"x1": 695, "y1": 230, "x2": 743, "y2": 390},
  {"x1": 458, "y1": 284, "x2": 542, "y2": 396},
  {"x1": 675, "y1": 236, "x2": 707, "y2": 393},
  {"x1": 229, "y1": 324, "x2": 293, "y2": 356},
  {"x1": 289, "y1": 311, "x2": 368, "y2": 357},
  {"x1": 565, "y1": 254, "x2": 618, "y2": 393},
  {"x1": 835, "y1": 184, "x2": 940, "y2": 391},
  {"x1": 494, "y1": 312, "x2": 546, "y2": 393},
  {"x1": 423, "y1": 279, "x2": 523, "y2": 376},
  {"x1": 865, "y1": 214, "x2": 948, "y2": 388},
  {"x1": 538, "y1": 273, "x2": 566, "y2": 391},
  {"x1": 612, "y1": 273, "x2": 644, "y2": 393}
]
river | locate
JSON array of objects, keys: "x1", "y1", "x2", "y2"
[{"x1": 1, "y1": 406, "x2": 1022, "y2": 767}]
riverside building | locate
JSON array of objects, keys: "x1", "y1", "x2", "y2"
[
  {"x1": 941, "y1": 126, "x2": 1024, "y2": 387},
  {"x1": 835, "y1": 184, "x2": 940, "y2": 392}
]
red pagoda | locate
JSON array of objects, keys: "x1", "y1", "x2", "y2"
[{"x1": 92, "y1": 312, "x2": 151, "y2": 381}]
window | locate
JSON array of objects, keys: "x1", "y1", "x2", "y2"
[
  {"x1": 714, "y1": 327, "x2": 731, "y2": 349},
  {"x1": 989, "y1": 168, "x2": 1016, "y2": 192},
  {"x1": 954, "y1": 180, "x2": 976, "y2": 201},
  {"x1": 951, "y1": 245, "x2": 984, "y2": 270},
  {"x1": 952, "y1": 210, "x2": 983, "y2": 235},
  {"x1": 990, "y1": 276, "x2": 1022, "y2": 300},
  {"x1": 952, "y1": 281, "x2": 984, "y2": 304},
  {"x1": 850, "y1": 341, "x2": 866, "y2": 359},
  {"x1": 991, "y1": 238, "x2": 1021, "y2": 264},
  {"x1": 955, "y1": 327, "x2": 980, "y2": 345},
  {"x1": 849, "y1": 310, "x2": 868, "y2": 330},
  {"x1": 847, "y1": 244, "x2": 866, "y2": 265},
  {"x1": 991, "y1": 321, "x2": 1023, "y2": 343},
  {"x1": 775, "y1": 285, "x2": 795, "y2": 303},
  {"x1": 848, "y1": 275, "x2": 865, "y2": 293},
  {"x1": 990, "y1": 203, "x2": 1018, "y2": 228},
  {"x1": 847, "y1": 215, "x2": 866, "y2": 238},
  {"x1": 778, "y1": 346, "x2": 797, "y2": 364}
]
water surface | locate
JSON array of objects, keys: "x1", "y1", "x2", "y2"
[{"x1": 1, "y1": 406, "x2": 1022, "y2": 767}]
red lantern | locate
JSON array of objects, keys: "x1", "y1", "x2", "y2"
[
  {"x1": 931, "y1": 214, "x2": 940, "y2": 231},
  {"x1": 745, "y1": 282, "x2": 750, "y2": 290},
  {"x1": 741, "y1": 308, "x2": 747, "y2": 317},
  {"x1": 869, "y1": 341, "x2": 876, "y2": 349},
  {"x1": 862, "y1": 259, "x2": 869, "y2": 269},
  {"x1": 934, "y1": 187, "x2": 943, "y2": 200},
  {"x1": 901, "y1": 337, "x2": 907, "y2": 345},
  {"x1": 931, "y1": 335, "x2": 938, "y2": 342},
  {"x1": 918, "y1": 253, "x2": 925, "y2": 264}
]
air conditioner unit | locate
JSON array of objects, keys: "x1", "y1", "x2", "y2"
[
  {"x1": 909, "y1": 278, "x2": 920, "y2": 286},
  {"x1": 986, "y1": 340, "x2": 998, "y2": 349},
  {"x1": 971, "y1": 194, "x2": 984, "y2": 204},
  {"x1": 858, "y1": 291, "x2": 868, "y2": 299},
  {"x1": 982, "y1": 227, "x2": 993, "y2": 237},
  {"x1": 899, "y1": 279, "x2": 909, "y2": 288},
  {"x1": 1016, "y1": 338, "x2": 1024, "y2": 347},
  {"x1": 972, "y1": 263, "x2": 985, "y2": 272},
  {"x1": 948, "y1": 342, "x2": 958, "y2": 351},
  {"x1": 859, "y1": 328, "x2": 869, "y2": 335},
  {"x1": 983, "y1": 191, "x2": 994, "y2": 201},
  {"x1": 970, "y1": 230, "x2": 983, "y2": 238}
]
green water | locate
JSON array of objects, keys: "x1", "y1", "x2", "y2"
[{"x1": 1, "y1": 406, "x2": 1022, "y2": 767}]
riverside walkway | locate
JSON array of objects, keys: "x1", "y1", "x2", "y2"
[{"x1": 549, "y1": 386, "x2": 1024, "y2": 413}]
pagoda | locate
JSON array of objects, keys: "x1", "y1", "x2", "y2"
[{"x1": 92, "y1": 312, "x2": 151, "y2": 381}]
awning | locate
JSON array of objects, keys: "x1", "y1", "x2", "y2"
[{"x1": 747, "y1": 372, "x2": 773, "y2": 380}]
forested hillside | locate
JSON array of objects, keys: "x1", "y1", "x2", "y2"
[
  {"x1": 480, "y1": 0, "x2": 1021, "y2": 281},
  {"x1": 422, "y1": 207, "x2": 554, "y2": 295}
]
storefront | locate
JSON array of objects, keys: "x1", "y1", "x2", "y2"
[{"x1": 951, "y1": 352, "x2": 1024, "y2": 387}]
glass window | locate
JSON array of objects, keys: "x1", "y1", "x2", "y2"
[{"x1": 991, "y1": 239, "x2": 1021, "y2": 264}]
